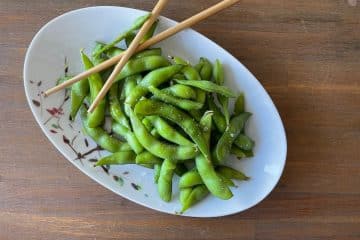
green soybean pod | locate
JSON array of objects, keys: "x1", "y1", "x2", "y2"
[
  {"x1": 148, "y1": 86, "x2": 203, "y2": 111},
  {"x1": 182, "y1": 64, "x2": 206, "y2": 104},
  {"x1": 95, "y1": 151, "x2": 136, "y2": 166},
  {"x1": 89, "y1": 44, "x2": 114, "y2": 94},
  {"x1": 154, "y1": 164, "x2": 161, "y2": 183},
  {"x1": 125, "y1": 32, "x2": 136, "y2": 48},
  {"x1": 195, "y1": 154, "x2": 233, "y2": 200},
  {"x1": 181, "y1": 185, "x2": 209, "y2": 213},
  {"x1": 134, "y1": 99, "x2": 209, "y2": 160},
  {"x1": 80, "y1": 51, "x2": 106, "y2": 128},
  {"x1": 207, "y1": 95, "x2": 226, "y2": 133},
  {"x1": 199, "y1": 57, "x2": 212, "y2": 80},
  {"x1": 80, "y1": 107, "x2": 132, "y2": 153},
  {"x1": 171, "y1": 56, "x2": 189, "y2": 65},
  {"x1": 230, "y1": 146, "x2": 246, "y2": 159},
  {"x1": 135, "y1": 151, "x2": 163, "y2": 165},
  {"x1": 177, "y1": 61, "x2": 206, "y2": 120},
  {"x1": 150, "y1": 128, "x2": 160, "y2": 138},
  {"x1": 158, "y1": 159, "x2": 176, "y2": 202},
  {"x1": 195, "y1": 110, "x2": 233, "y2": 200},
  {"x1": 234, "y1": 93, "x2": 245, "y2": 115},
  {"x1": 194, "y1": 59, "x2": 204, "y2": 72},
  {"x1": 92, "y1": 41, "x2": 105, "y2": 54},
  {"x1": 109, "y1": 82, "x2": 130, "y2": 129},
  {"x1": 125, "y1": 64, "x2": 183, "y2": 106},
  {"x1": 93, "y1": 13, "x2": 150, "y2": 57},
  {"x1": 120, "y1": 74, "x2": 141, "y2": 101},
  {"x1": 180, "y1": 188, "x2": 192, "y2": 205},
  {"x1": 213, "y1": 59, "x2": 224, "y2": 85},
  {"x1": 132, "y1": 48, "x2": 162, "y2": 59},
  {"x1": 142, "y1": 117, "x2": 153, "y2": 131},
  {"x1": 70, "y1": 80, "x2": 89, "y2": 120},
  {"x1": 112, "y1": 122, "x2": 143, "y2": 154},
  {"x1": 173, "y1": 59, "x2": 206, "y2": 108},
  {"x1": 162, "y1": 84, "x2": 197, "y2": 100},
  {"x1": 216, "y1": 166, "x2": 250, "y2": 181},
  {"x1": 218, "y1": 94, "x2": 230, "y2": 124},
  {"x1": 230, "y1": 146, "x2": 254, "y2": 159},
  {"x1": 126, "y1": 20, "x2": 158, "y2": 48},
  {"x1": 128, "y1": 106, "x2": 198, "y2": 161},
  {"x1": 213, "y1": 59, "x2": 229, "y2": 124},
  {"x1": 172, "y1": 73, "x2": 186, "y2": 80},
  {"x1": 141, "y1": 19, "x2": 159, "y2": 43},
  {"x1": 145, "y1": 116, "x2": 194, "y2": 146},
  {"x1": 115, "y1": 56, "x2": 171, "y2": 82},
  {"x1": 214, "y1": 112, "x2": 252, "y2": 164},
  {"x1": 174, "y1": 79, "x2": 236, "y2": 98},
  {"x1": 70, "y1": 51, "x2": 90, "y2": 120},
  {"x1": 217, "y1": 174, "x2": 235, "y2": 187},
  {"x1": 91, "y1": 42, "x2": 108, "y2": 66},
  {"x1": 233, "y1": 134, "x2": 255, "y2": 151},
  {"x1": 105, "y1": 46, "x2": 125, "y2": 59},
  {"x1": 200, "y1": 111, "x2": 213, "y2": 142},
  {"x1": 179, "y1": 170, "x2": 235, "y2": 188},
  {"x1": 179, "y1": 170, "x2": 203, "y2": 188}
]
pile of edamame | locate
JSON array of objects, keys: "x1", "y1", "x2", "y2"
[{"x1": 64, "y1": 14, "x2": 255, "y2": 213}]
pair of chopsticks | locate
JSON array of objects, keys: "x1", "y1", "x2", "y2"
[{"x1": 45, "y1": 0, "x2": 240, "y2": 113}]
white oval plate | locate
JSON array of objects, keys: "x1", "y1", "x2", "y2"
[{"x1": 24, "y1": 6, "x2": 287, "y2": 217}]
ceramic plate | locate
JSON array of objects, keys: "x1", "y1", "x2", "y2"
[{"x1": 24, "y1": 6, "x2": 287, "y2": 217}]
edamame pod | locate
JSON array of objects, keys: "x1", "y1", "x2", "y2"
[
  {"x1": 93, "y1": 13, "x2": 151, "y2": 57},
  {"x1": 145, "y1": 116, "x2": 194, "y2": 146},
  {"x1": 134, "y1": 99, "x2": 209, "y2": 160},
  {"x1": 112, "y1": 122, "x2": 143, "y2": 154},
  {"x1": 174, "y1": 79, "x2": 236, "y2": 98},
  {"x1": 109, "y1": 82, "x2": 130, "y2": 129},
  {"x1": 233, "y1": 134, "x2": 255, "y2": 151},
  {"x1": 214, "y1": 112, "x2": 252, "y2": 164},
  {"x1": 80, "y1": 51, "x2": 106, "y2": 128},
  {"x1": 128, "y1": 107, "x2": 198, "y2": 161},
  {"x1": 80, "y1": 107, "x2": 131, "y2": 152},
  {"x1": 207, "y1": 95, "x2": 226, "y2": 133},
  {"x1": 195, "y1": 110, "x2": 233, "y2": 200},
  {"x1": 162, "y1": 84, "x2": 197, "y2": 100},
  {"x1": 234, "y1": 93, "x2": 245, "y2": 115},
  {"x1": 213, "y1": 59, "x2": 230, "y2": 124},
  {"x1": 135, "y1": 151, "x2": 163, "y2": 165},
  {"x1": 115, "y1": 55, "x2": 171, "y2": 81},
  {"x1": 95, "y1": 151, "x2": 136, "y2": 166},
  {"x1": 158, "y1": 159, "x2": 176, "y2": 202},
  {"x1": 126, "y1": 65, "x2": 183, "y2": 106},
  {"x1": 216, "y1": 166, "x2": 249, "y2": 181},
  {"x1": 148, "y1": 86, "x2": 203, "y2": 111},
  {"x1": 180, "y1": 185, "x2": 209, "y2": 213},
  {"x1": 198, "y1": 57, "x2": 212, "y2": 80}
]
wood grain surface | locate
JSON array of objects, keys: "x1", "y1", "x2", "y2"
[{"x1": 0, "y1": 0, "x2": 359, "y2": 239}]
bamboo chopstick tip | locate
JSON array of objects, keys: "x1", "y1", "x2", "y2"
[{"x1": 87, "y1": 103, "x2": 95, "y2": 113}]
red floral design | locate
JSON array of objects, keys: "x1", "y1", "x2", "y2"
[{"x1": 46, "y1": 107, "x2": 64, "y2": 117}]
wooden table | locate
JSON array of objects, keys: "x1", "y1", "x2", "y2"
[{"x1": 1, "y1": 0, "x2": 359, "y2": 239}]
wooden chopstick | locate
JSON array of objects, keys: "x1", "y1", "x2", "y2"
[
  {"x1": 44, "y1": 0, "x2": 240, "y2": 97},
  {"x1": 87, "y1": 0, "x2": 168, "y2": 112}
]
